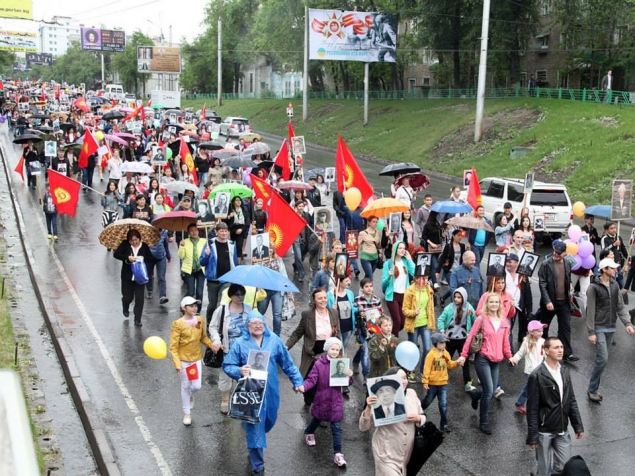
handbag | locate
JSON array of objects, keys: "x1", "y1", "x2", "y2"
[
  {"x1": 203, "y1": 306, "x2": 226, "y2": 368},
  {"x1": 469, "y1": 318, "x2": 485, "y2": 354},
  {"x1": 406, "y1": 421, "x2": 444, "y2": 475},
  {"x1": 131, "y1": 259, "x2": 149, "y2": 284}
]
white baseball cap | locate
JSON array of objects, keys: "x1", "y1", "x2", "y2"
[
  {"x1": 180, "y1": 296, "x2": 201, "y2": 309},
  {"x1": 598, "y1": 258, "x2": 619, "y2": 270}
]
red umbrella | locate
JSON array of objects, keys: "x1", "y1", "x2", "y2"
[
  {"x1": 152, "y1": 211, "x2": 197, "y2": 232},
  {"x1": 277, "y1": 180, "x2": 313, "y2": 191},
  {"x1": 394, "y1": 172, "x2": 431, "y2": 191}
]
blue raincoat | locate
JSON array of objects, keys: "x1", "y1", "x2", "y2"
[{"x1": 223, "y1": 312, "x2": 303, "y2": 450}]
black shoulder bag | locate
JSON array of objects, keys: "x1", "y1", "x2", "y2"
[{"x1": 203, "y1": 306, "x2": 226, "y2": 368}]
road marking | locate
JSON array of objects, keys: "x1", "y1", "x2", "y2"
[{"x1": 24, "y1": 169, "x2": 173, "y2": 476}]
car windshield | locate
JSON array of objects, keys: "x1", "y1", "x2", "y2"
[{"x1": 530, "y1": 189, "x2": 569, "y2": 206}]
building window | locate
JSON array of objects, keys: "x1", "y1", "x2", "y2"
[
  {"x1": 536, "y1": 70, "x2": 548, "y2": 86},
  {"x1": 408, "y1": 78, "x2": 416, "y2": 90},
  {"x1": 422, "y1": 76, "x2": 430, "y2": 86},
  {"x1": 249, "y1": 73, "x2": 253, "y2": 93},
  {"x1": 541, "y1": 0, "x2": 552, "y2": 15},
  {"x1": 520, "y1": 72, "x2": 527, "y2": 88}
]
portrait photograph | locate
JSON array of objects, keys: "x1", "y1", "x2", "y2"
[
  {"x1": 56, "y1": 162, "x2": 68, "y2": 176},
  {"x1": 325, "y1": 167, "x2": 335, "y2": 183},
  {"x1": 524, "y1": 172, "x2": 535, "y2": 193},
  {"x1": 517, "y1": 251, "x2": 539, "y2": 277},
  {"x1": 367, "y1": 375, "x2": 407, "y2": 427},
  {"x1": 329, "y1": 358, "x2": 350, "y2": 387},
  {"x1": 313, "y1": 207, "x2": 333, "y2": 232},
  {"x1": 247, "y1": 350, "x2": 270, "y2": 380},
  {"x1": 389, "y1": 212, "x2": 401, "y2": 234},
  {"x1": 611, "y1": 179, "x2": 633, "y2": 220},
  {"x1": 463, "y1": 169, "x2": 472, "y2": 189},
  {"x1": 292, "y1": 136, "x2": 306, "y2": 156},
  {"x1": 335, "y1": 253, "x2": 348, "y2": 278},
  {"x1": 44, "y1": 141, "x2": 57, "y2": 157},
  {"x1": 213, "y1": 192, "x2": 231, "y2": 219},
  {"x1": 251, "y1": 232, "x2": 270, "y2": 261},
  {"x1": 486, "y1": 252, "x2": 507, "y2": 278},
  {"x1": 630, "y1": 228, "x2": 635, "y2": 246},
  {"x1": 28, "y1": 161, "x2": 41, "y2": 176},
  {"x1": 533, "y1": 214, "x2": 545, "y2": 232},
  {"x1": 345, "y1": 230, "x2": 358, "y2": 259},
  {"x1": 196, "y1": 199, "x2": 215, "y2": 224},
  {"x1": 151, "y1": 146, "x2": 166, "y2": 165},
  {"x1": 415, "y1": 252, "x2": 431, "y2": 277}
]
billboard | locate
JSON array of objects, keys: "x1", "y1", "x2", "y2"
[
  {"x1": 0, "y1": 30, "x2": 37, "y2": 52},
  {"x1": 0, "y1": 0, "x2": 32, "y2": 20},
  {"x1": 26, "y1": 53, "x2": 53, "y2": 68},
  {"x1": 81, "y1": 27, "x2": 125, "y2": 52},
  {"x1": 308, "y1": 9, "x2": 398, "y2": 63},
  {"x1": 137, "y1": 46, "x2": 181, "y2": 73}
]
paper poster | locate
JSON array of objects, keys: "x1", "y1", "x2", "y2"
[
  {"x1": 367, "y1": 375, "x2": 407, "y2": 427},
  {"x1": 44, "y1": 141, "x2": 57, "y2": 157},
  {"x1": 248, "y1": 350, "x2": 270, "y2": 380},
  {"x1": 329, "y1": 358, "x2": 350, "y2": 387},
  {"x1": 346, "y1": 230, "x2": 358, "y2": 259}
]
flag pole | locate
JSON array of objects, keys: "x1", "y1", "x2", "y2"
[{"x1": 51, "y1": 172, "x2": 102, "y2": 196}]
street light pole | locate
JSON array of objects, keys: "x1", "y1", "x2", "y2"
[
  {"x1": 217, "y1": 18, "x2": 222, "y2": 107},
  {"x1": 474, "y1": 0, "x2": 491, "y2": 142}
]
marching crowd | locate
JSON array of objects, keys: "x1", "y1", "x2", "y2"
[{"x1": 4, "y1": 80, "x2": 634, "y2": 476}]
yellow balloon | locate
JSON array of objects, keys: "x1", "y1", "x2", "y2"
[
  {"x1": 344, "y1": 187, "x2": 362, "y2": 211},
  {"x1": 572, "y1": 201, "x2": 586, "y2": 218},
  {"x1": 143, "y1": 336, "x2": 167, "y2": 360},
  {"x1": 566, "y1": 242, "x2": 578, "y2": 256},
  {"x1": 95, "y1": 131, "x2": 105, "y2": 141}
]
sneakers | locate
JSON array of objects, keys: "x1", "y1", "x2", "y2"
[
  {"x1": 433, "y1": 283, "x2": 440, "y2": 290},
  {"x1": 587, "y1": 391, "x2": 602, "y2": 403},
  {"x1": 146, "y1": 292, "x2": 153, "y2": 299},
  {"x1": 53, "y1": 235, "x2": 58, "y2": 241},
  {"x1": 515, "y1": 404, "x2": 526, "y2": 414},
  {"x1": 159, "y1": 297, "x2": 169, "y2": 304},
  {"x1": 440, "y1": 425, "x2": 451, "y2": 433},
  {"x1": 464, "y1": 381, "x2": 476, "y2": 392},
  {"x1": 334, "y1": 453, "x2": 347, "y2": 467},
  {"x1": 47, "y1": 234, "x2": 52, "y2": 239},
  {"x1": 494, "y1": 387, "x2": 505, "y2": 399},
  {"x1": 183, "y1": 415, "x2": 191, "y2": 426},
  {"x1": 305, "y1": 434, "x2": 316, "y2": 446}
]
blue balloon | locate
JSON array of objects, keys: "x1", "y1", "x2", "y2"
[{"x1": 395, "y1": 341, "x2": 420, "y2": 371}]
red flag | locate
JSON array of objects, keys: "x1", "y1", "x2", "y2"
[
  {"x1": 73, "y1": 97, "x2": 90, "y2": 112},
  {"x1": 201, "y1": 103, "x2": 206, "y2": 120},
  {"x1": 147, "y1": 99, "x2": 152, "y2": 107},
  {"x1": 13, "y1": 156, "x2": 24, "y2": 181},
  {"x1": 466, "y1": 167, "x2": 482, "y2": 212},
  {"x1": 335, "y1": 135, "x2": 374, "y2": 201},
  {"x1": 78, "y1": 129, "x2": 99, "y2": 169},
  {"x1": 0, "y1": 80, "x2": 4, "y2": 90},
  {"x1": 251, "y1": 174, "x2": 274, "y2": 208},
  {"x1": 259, "y1": 178, "x2": 307, "y2": 256},
  {"x1": 123, "y1": 104, "x2": 143, "y2": 123},
  {"x1": 288, "y1": 120, "x2": 295, "y2": 145},
  {"x1": 55, "y1": 87, "x2": 60, "y2": 100},
  {"x1": 48, "y1": 170, "x2": 81, "y2": 217},
  {"x1": 40, "y1": 88, "x2": 45, "y2": 102},
  {"x1": 273, "y1": 139, "x2": 292, "y2": 180},
  {"x1": 185, "y1": 363, "x2": 199, "y2": 381},
  {"x1": 180, "y1": 138, "x2": 198, "y2": 185},
  {"x1": 97, "y1": 90, "x2": 103, "y2": 97}
]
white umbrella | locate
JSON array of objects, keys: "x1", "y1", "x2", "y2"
[
  {"x1": 244, "y1": 142, "x2": 270, "y2": 155},
  {"x1": 120, "y1": 162, "x2": 154, "y2": 174},
  {"x1": 164, "y1": 181, "x2": 200, "y2": 195}
]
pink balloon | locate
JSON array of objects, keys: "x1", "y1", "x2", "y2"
[
  {"x1": 578, "y1": 241, "x2": 594, "y2": 258},
  {"x1": 571, "y1": 254, "x2": 582, "y2": 271},
  {"x1": 581, "y1": 254, "x2": 596, "y2": 269},
  {"x1": 568, "y1": 225, "x2": 582, "y2": 242}
]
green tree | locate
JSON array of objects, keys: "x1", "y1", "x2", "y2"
[
  {"x1": 112, "y1": 31, "x2": 154, "y2": 96},
  {"x1": 47, "y1": 42, "x2": 102, "y2": 86}
]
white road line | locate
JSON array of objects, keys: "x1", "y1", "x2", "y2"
[{"x1": 23, "y1": 160, "x2": 173, "y2": 476}]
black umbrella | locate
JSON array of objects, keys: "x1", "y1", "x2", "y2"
[
  {"x1": 255, "y1": 160, "x2": 274, "y2": 169},
  {"x1": 37, "y1": 125, "x2": 54, "y2": 132},
  {"x1": 167, "y1": 140, "x2": 194, "y2": 159},
  {"x1": 59, "y1": 122, "x2": 77, "y2": 133},
  {"x1": 406, "y1": 421, "x2": 444, "y2": 476},
  {"x1": 379, "y1": 162, "x2": 421, "y2": 176},
  {"x1": 13, "y1": 134, "x2": 43, "y2": 144},
  {"x1": 103, "y1": 110, "x2": 126, "y2": 120},
  {"x1": 30, "y1": 113, "x2": 50, "y2": 119},
  {"x1": 163, "y1": 124, "x2": 184, "y2": 135},
  {"x1": 164, "y1": 109, "x2": 184, "y2": 117},
  {"x1": 198, "y1": 140, "x2": 224, "y2": 151}
]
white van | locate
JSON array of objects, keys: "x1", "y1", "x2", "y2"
[
  {"x1": 104, "y1": 84, "x2": 124, "y2": 101},
  {"x1": 461, "y1": 177, "x2": 573, "y2": 241}
]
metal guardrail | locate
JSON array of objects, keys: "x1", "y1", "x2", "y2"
[{"x1": 183, "y1": 87, "x2": 634, "y2": 103}]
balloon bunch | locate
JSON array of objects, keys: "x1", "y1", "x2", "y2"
[{"x1": 564, "y1": 224, "x2": 595, "y2": 271}]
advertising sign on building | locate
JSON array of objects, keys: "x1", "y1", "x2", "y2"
[
  {"x1": 0, "y1": 30, "x2": 37, "y2": 52},
  {"x1": 81, "y1": 27, "x2": 125, "y2": 52},
  {"x1": 0, "y1": 0, "x2": 32, "y2": 20},
  {"x1": 137, "y1": 46, "x2": 181, "y2": 73}
]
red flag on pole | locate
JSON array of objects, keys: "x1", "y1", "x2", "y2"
[
  {"x1": 73, "y1": 97, "x2": 90, "y2": 112},
  {"x1": 466, "y1": 167, "x2": 482, "y2": 212},
  {"x1": 40, "y1": 88, "x2": 45, "y2": 102},
  {"x1": 78, "y1": 129, "x2": 100, "y2": 169},
  {"x1": 335, "y1": 135, "x2": 374, "y2": 201},
  {"x1": 180, "y1": 138, "x2": 198, "y2": 185},
  {"x1": 201, "y1": 103, "x2": 206, "y2": 120},
  {"x1": 273, "y1": 139, "x2": 291, "y2": 180},
  {"x1": 123, "y1": 104, "x2": 143, "y2": 123},
  {"x1": 13, "y1": 156, "x2": 25, "y2": 181},
  {"x1": 288, "y1": 120, "x2": 295, "y2": 145},
  {"x1": 48, "y1": 170, "x2": 81, "y2": 217},
  {"x1": 251, "y1": 174, "x2": 307, "y2": 256}
]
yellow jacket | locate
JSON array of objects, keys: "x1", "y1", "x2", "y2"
[
  {"x1": 177, "y1": 237, "x2": 207, "y2": 274},
  {"x1": 423, "y1": 348, "x2": 459, "y2": 386},
  {"x1": 402, "y1": 283, "x2": 436, "y2": 333},
  {"x1": 169, "y1": 316, "x2": 213, "y2": 369}
]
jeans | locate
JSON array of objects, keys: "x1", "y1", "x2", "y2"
[
  {"x1": 472, "y1": 245, "x2": 485, "y2": 265},
  {"x1": 446, "y1": 338, "x2": 471, "y2": 384},
  {"x1": 338, "y1": 217, "x2": 346, "y2": 242},
  {"x1": 508, "y1": 316, "x2": 516, "y2": 354},
  {"x1": 184, "y1": 270, "x2": 205, "y2": 312},
  {"x1": 539, "y1": 299, "x2": 573, "y2": 356},
  {"x1": 353, "y1": 340, "x2": 370, "y2": 376},
  {"x1": 421, "y1": 385, "x2": 448, "y2": 427},
  {"x1": 351, "y1": 259, "x2": 360, "y2": 274},
  {"x1": 588, "y1": 330, "x2": 615, "y2": 393},
  {"x1": 305, "y1": 418, "x2": 343, "y2": 453},
  {"x1": 407, "y1": 326, "x2": 431, "y2": 372},
  {"x1": 248, "y1": 448, "x2": 265, "y2": 472},
  {"x1": 258, "y1": 290, "x2": 283, "y2": 336},
  {"x1": 292, "y1": 241, "x2": 305, "y2": 280},
  {"x1": 360, "y1": 258, "x2": 377, "y2": 279},
  {"x1": 515, "y1": 373, "x2": 530, "y2": 406},
  {"x1": 535, "y1": 432, "x2": 571, "y2": 476},
  {"x1": 341, "y1": 330, "x2": 353, "y2": 351},
  {"x1": 473, "y1": 353, "x2": 500, "y2": 425},
  {"x1": 428, "y1": 254, "x2": 440, "y2": 285},
  {"x1": 198, "y1": 171, "x2": 209, "y2": 186},
  {"x1": 81, "y1": 166, "x2": 94, "y2": 188},
  {"x1": 45, "y1": 213, "x2": 58, "y2": 235},
  {"x1": 146, "y1": 257, "x2": 167, "y2": 297}
]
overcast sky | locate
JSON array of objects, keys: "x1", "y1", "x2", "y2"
[{"x1": 0, "y1": 0, "x2": 209, "y2": 44}]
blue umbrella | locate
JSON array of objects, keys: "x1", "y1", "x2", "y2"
[
  {"x1": 583, "y1": 205, "x2": 611, "y2": 218},
  {"x1": 431, "y1": 200, "x2": 473, "y2": 214},
  {"x1": 218, "y1": 265, "x2": 299, "y2": 293}
]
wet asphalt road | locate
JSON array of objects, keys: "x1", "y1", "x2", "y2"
[{"x1": 3, "y1": 127, "x2": 635, "y2": 476}]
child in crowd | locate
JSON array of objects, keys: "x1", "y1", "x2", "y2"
[
  {"x1": 301, "y1": 337, "x2": 352, "y2": 467},
  {"x1": 368, "y1": 315, "x2": 399, "y2": 378},
  {"x1": 352, "y1": 278, "x2": 383, "y2": 378},
  {"x1": 42, "y1": 185, "x2": 58, "y2": 240},
  {"x1": 421, "y1": 333, "x2": 460, "y2": 432},
  {"x1": 509, "y1": 320, "x2": 546, "y2": 414}
]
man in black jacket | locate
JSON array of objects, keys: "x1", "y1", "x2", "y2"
[
  {"x1": 537, "y1": 240, "x2": 579, "y2": 362},
  {"x1": 527, "y1": 337, "x2": 584, "y2": 476}
]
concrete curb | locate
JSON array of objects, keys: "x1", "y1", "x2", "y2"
[{"x1": 0, "y1": 136, "x2": 121, "y2": 476}]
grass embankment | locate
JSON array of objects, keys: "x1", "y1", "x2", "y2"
[{"x1": 182, "y1": 96, "x2": 635, "y2": 204}]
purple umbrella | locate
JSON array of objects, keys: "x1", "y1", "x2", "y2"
[
  {"x1": 104, "y1": 134, "x2": 129, "y2": 146},
  {"x1": 114, "y1": 132, "x2": 137, "y2": 140}
]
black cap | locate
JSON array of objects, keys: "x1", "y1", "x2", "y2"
[{"x1": 504, "y1": 202, "x2": 512, "y2": 208}]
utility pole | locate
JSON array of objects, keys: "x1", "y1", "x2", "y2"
[
  {"x1": 302, "y1": 5, "x2": 308, "y2": 122},
  {"x1": 217, "y1": 19, "x2": 222, "y2": 107},
  {"x1": 474, "y1": 0, "x2": 491, "y2": 142}
]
